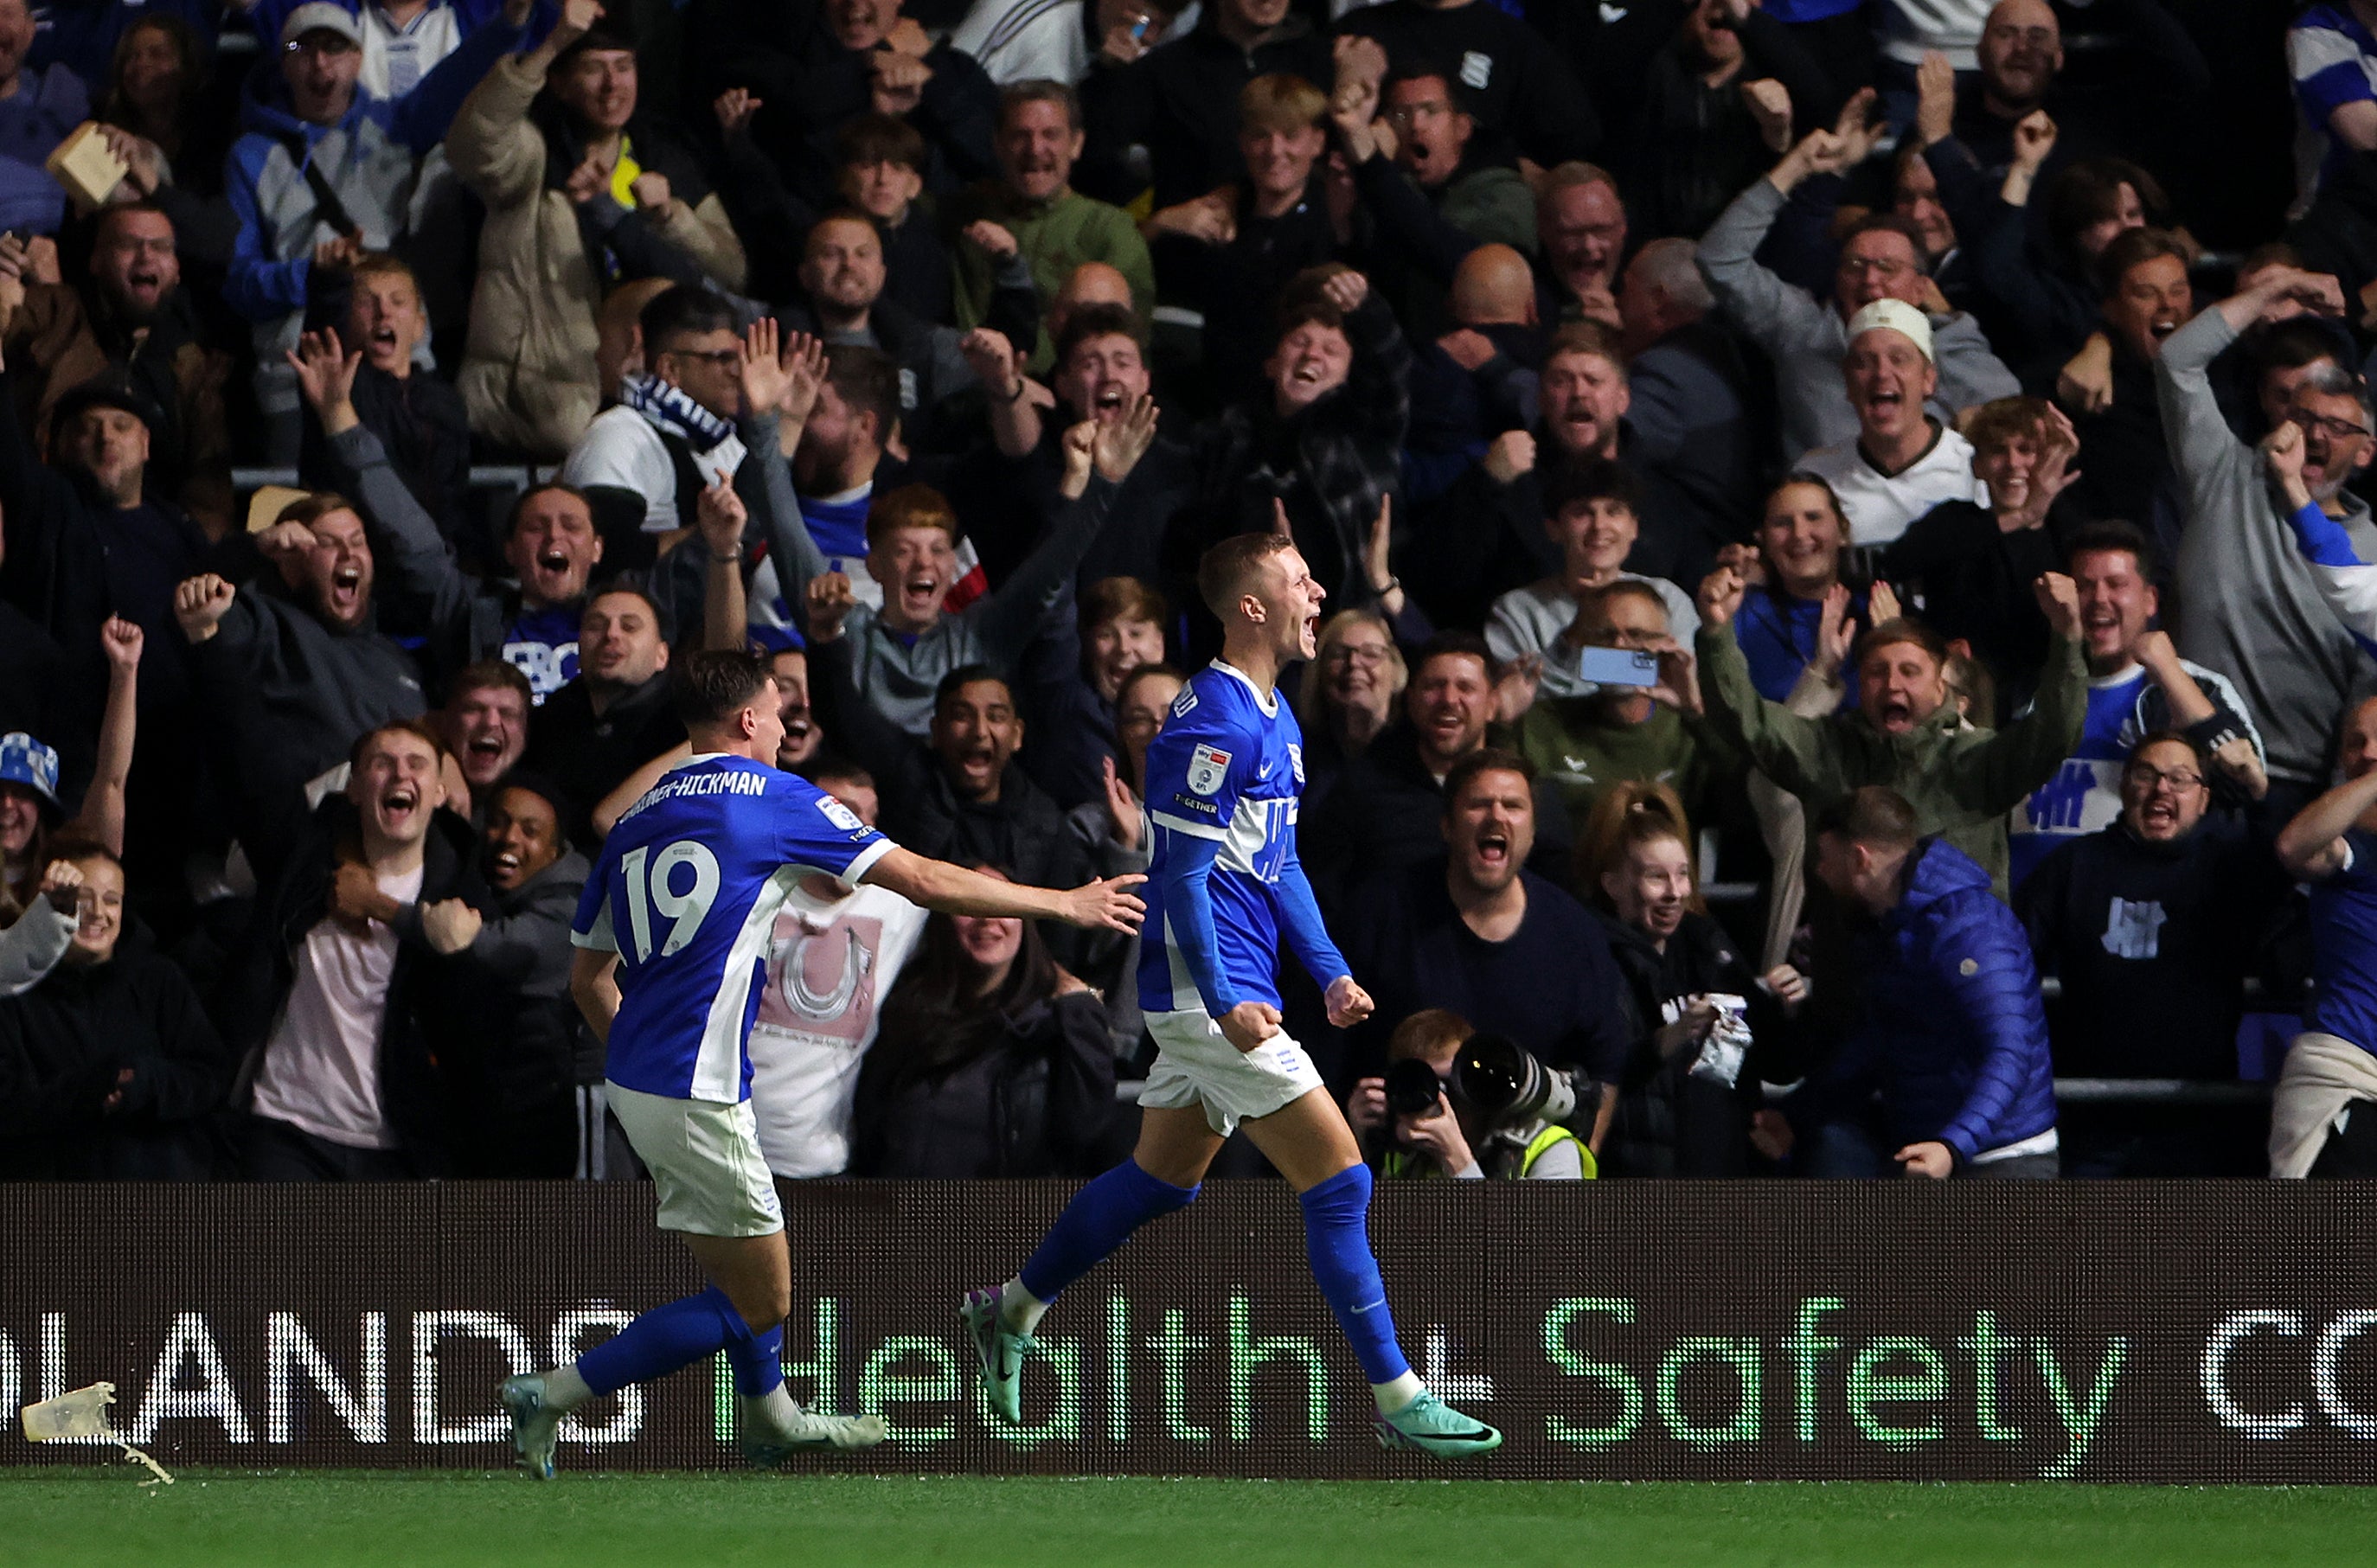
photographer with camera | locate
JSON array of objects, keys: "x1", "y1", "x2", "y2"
[
  {"x1": 1582, "y1": 781, "x2": 1805, "y2": 1178},
  {"x1": 1342, "y1": 748, "x2": 1631, "y2": 1153},
  {"x1": 1345, "y1": 1009, "x2": 1590, "y2": 1181}
]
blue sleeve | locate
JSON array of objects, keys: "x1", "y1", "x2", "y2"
[
  {"x1": 1273, "y1": 835, "x2": 1349, "y2": 990},
  {"x1": 1155, "y1": 828, "x2": 1240, "y2": 1015},
  {"x1": 223, "y1": 138, "x2": 313, "y2": 321},
  {"x1": 776, "y1": 777, "x2": 894, "y2": 881},
  {"x1": 2287, "y1": 496, "x2": 2366, "y2": 568},
  {"x1": 1933, "y1": 899, "x2": 2053, "y2": 1163}
]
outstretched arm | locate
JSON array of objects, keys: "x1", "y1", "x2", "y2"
[
  {"x1": 70, "y1": 619, "x2": 141, "y2": 856},
  {"x1": 858, "y1": 845, "x2": 1144, "y2": 932}
]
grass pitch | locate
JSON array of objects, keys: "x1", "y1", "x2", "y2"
[{"x1": 7, "y1": 1470, "x2": 2374, "y2": 1567}]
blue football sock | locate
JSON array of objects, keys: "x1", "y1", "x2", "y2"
[
  {"x1": 721, "y1": 1320, "x2": 785, "y2": 1398},
  {"x1": 1299, "y1": 1163, "x2": 1410, "y2": 1385},
  {"x1": 1018, "y1": 1160, "x2": 1198, "y2": 1302},
  {"x1": 578, "y1": 1285, "x2": 750, "y2": 1398}
]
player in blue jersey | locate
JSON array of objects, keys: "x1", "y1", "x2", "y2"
[
  {"x1": 959, "y1": 532, "x2": 1503, "y2": 1459},
  {"x1": 498, "y1": 650, "x2": 1145, "y2": 1479}
]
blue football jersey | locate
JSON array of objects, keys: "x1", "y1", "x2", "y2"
[
  {"x1": 1138, "y1": 661, "x2": 1310, "y2": 1014},
  {"x1": 573, "y1": 754, "x2": 894, "y2": 1102}
]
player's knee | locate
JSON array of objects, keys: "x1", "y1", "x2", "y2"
[
  {"x1": 1124, "y1": 1158, "x2": 1201, "y2": 1213},
  {"x1": 1298, "y1": 1161, "x2": 1372, "y2": 1226}
]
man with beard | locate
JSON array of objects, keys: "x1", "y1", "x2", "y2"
[
  {"x1": 1341, "y1": 750, "x2": 1629, "y2": 1141},
  {"x1": 175, "y1": 493, "x2": 430, "y2": 818},
  {"x1": 962, "y1": 304, "x2": 1195, "y2": 590},
  {"x1": 1695, "y1": 561, "x2": 2086, "y2": 894},
  {"x1": 1697, "y1": 112, "x2": 2018, "y2": 459},
  {"x1": 1302, "y1": 633, "x2": 1570, "y2": 910},
  {"x1": 0, "y1": 204, "x2": 232, "y2": 537},
  {"x1": 949, "y1": 81, "x2": 1153, "y2": 372},
  {"x1": 414, "y1": 772, "x2": 595, "y2": 1177},
  {"x1": 2162, "y1": 265, "x2": 2377, "y2": 819},
  {"x1": 289, "y1": 327, "x2": 607, "y2": 704},
  {"x1": 2020, "y1": 733, "x2": 2285, "y2": 1176},
  {"x1": 1798, "y1": 301, "x2": 1986, "y2": 548},
  {"x1": 804, "y1": 650, "x2": 1093, "y2": 967},
  {"x1": 2003, "y1": 522, "x2": 2264, "y2": 886},
  {"x1": 1419, "y1": 323, "x2": 1708, "y2": 627},
  {"x1": 227, "y1": 719, "x2": 486, "y2": 1180},
  {"x1": 522, "y1": 585, "x2": 682, "y2": 848},
  {"x1": 778, "y1": 213, "x2": 1037, "y2": 458}
]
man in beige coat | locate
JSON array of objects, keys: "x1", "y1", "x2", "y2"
[{"x1": 448, "y1": 0, "x2": 744, "y2": 458}]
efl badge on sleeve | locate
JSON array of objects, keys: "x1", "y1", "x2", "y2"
[{"x1": 1188, "y1": 744, "x2": 1232, "y2": 797}]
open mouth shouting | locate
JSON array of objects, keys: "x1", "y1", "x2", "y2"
[
  {"x1": 1471, "y1": 824, "x2": 1511, "y2": 874},
  {"x1": 377, "y1": 779, "x2": 422, "y2": 835},
  {"x1": 896, "y1": 564, "x2": 944, "y2": 622},
  {"x1": 325, "y1": 561, "x2": 367, "y2": 624}
]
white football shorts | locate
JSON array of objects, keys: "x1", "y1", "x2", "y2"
[
  {"x1": 605, "y1": 1082, "x2": 785, "y2": 1238},
  {"x1": 1138, "y1": 1008, "x2": 1324, "y2": 1137}
]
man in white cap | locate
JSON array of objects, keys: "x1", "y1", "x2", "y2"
[
  {"x1": 1696, "y1": 126, "x2": 2018, "y2": 459},
  {"x1": 1798, "y1": 298, "x2": 1986, "y2": 550},
  {"x1": 223, "y1": 0, "x2": 530, "y2": 460}
]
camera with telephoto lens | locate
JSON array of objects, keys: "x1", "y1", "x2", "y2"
[
  {"x1": 1383, "y1": 1057, "x2": 1449, "y2": 1118},
  {"x1": 1452, "y1": 1033, "x2": 1585, "y2": 1131}
]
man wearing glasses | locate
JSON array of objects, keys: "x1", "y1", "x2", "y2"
[
  {"x1": 226, "y1": 0, "x2": 530, "y2": 460},
  {"x1": 2016, "y1": 732, "x2": 2285, "y2": 1176},
  {"x1": 1695, "y1": 100, "x2": 2018, "y2": 460},
  {"x1": 2003, "y1": 520, "x2": 2265, "y2": 888},
  {"x1": 2162, "y1": 265, "x2": 2377, "y2": 825}
]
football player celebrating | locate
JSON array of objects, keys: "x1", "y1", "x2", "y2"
[
  {"x1": 500, "y1": 650, "x2": 1144, "y2": 1478},
  {"x1": 960, "y1": 533, "x2": 1503, "y2": 1458}
]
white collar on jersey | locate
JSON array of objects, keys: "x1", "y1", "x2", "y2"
[{"x1": 1208, "y1": 658, "x2": 1278, "y2": 717}]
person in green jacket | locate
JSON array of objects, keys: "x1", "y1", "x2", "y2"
[
  {"x1": 947, "y1": 80, "x2": 1155, "y2": 373},
  {"x1": 1508, "y1": 579, "x2": 1740, "y2": 849},
  {"x1": 1694, "y1": 561, "x2": 2087, "y2": 897}
]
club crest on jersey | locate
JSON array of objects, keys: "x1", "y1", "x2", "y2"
[
  {"x1": 1187, "y1": 743, "x2": 1232, "y2": 797},
  {"x1": 817, "y1": 797, "x2": 867, "y2": 834}
]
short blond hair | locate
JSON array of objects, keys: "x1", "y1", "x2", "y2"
[{"x1": 1240, "y1": 72, "x2": 1326, "y2": 134}]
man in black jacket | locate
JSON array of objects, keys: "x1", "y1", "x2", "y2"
[
  {"x1": 2017, "y1": 731, "x2": 2284, "y2": 1175},
  {"x1": 808, "y1": 650, "x2": 1095, "y2": 966},
  {"x1": 230, "y1": 719, "x2": 489, "y2": 1181},
  {"x1": 1335, "y1": 0, "x2": 1601, "y2": 169},
  {"x1": 522, "y1": 584, "x2": 682, "y2": 849},
  {"x1": 1080, "y1": 0, "x2": 1329, "y2": 209},
  {"x1": 690, "y1": 0, "x2": 997, "y2": 209},
  {"x1": 1301, "y1": 633, "x2": 1570, "y2": 912},
  {"x1": 413, "y1": 772, "x2": 594, "y2": 1177}
]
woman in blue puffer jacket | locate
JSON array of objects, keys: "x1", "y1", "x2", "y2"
[{"x1": 1797, "y1": 784, "x2": 2059, "y2": 1178}]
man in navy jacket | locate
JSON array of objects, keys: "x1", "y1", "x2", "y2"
[{"x1": 1804, "y1": 784, "x2": 2060, "y2": 1178}]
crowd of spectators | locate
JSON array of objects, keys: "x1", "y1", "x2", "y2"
[{"x1": 3, "y1": 0, "x2": 2373, "y2": 1185}]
